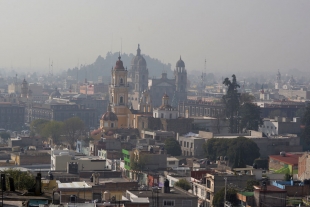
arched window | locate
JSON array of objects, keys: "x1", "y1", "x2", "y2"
[
  {"x1": 120, "y1": 96, "x2": 123, "y2": 104},
  {"x1": 120, "y1": 78, "x2": 123, "y2": 85},
  {"x1": 111, "y1": 123, "x2": 114, "y2": 128}
]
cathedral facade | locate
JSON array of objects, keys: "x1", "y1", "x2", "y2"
[{"x1": 128, "y1": 45, "x2": 188, "y2": 109}]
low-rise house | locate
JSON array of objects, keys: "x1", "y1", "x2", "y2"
[
  {"x1": 11, "y1": 151, "x2": 50, "y2": 165},
  {"x1": 254, "y1": 185, "x2": 286, "y2": 207},
  {"x1": 269, "y1": 152, "x2": 303, "y2": 174},
  {"x1": 51, "y1": 147, "x2": 106, "y2": 171},
  {"x1": 126, "y1": 186, "x2": 198, "y2": 207},
  {"x1": 192, "y1": 172, "x2": 255, "y2": 207},
  {"x1": 167, "y1": 157, "x2": 179, "y2": 169},
  {"x1": 178, "y1": 135, "x2": 206, "y2": 158},
  {"x1": 298, "y1": 152, "x2": 310, "y2": 180},
  {"x1": 271, "y1": 180, "x2": 310, "y2": 197}
]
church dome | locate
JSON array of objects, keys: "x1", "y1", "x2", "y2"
[
  {"x1": 114, "y1": 55, "x2": 125, "y2": 70},
  {"x1": 131, "y1": 44, "x2": 146, "y2": 67},
  {"x1": 176, "y1": 56, "x2": 185, "y2": 68},
  {"x1": 101, "y1": 111, "x2": 118, "y2": 121}
]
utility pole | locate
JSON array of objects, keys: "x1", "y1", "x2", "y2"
[{"x1": 224, "y1": 177, "x2": 227, "y2": 207}]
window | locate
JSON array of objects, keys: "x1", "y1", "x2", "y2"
[
  {"x1": 111, "y1": 123, "x2": 114, "y2": 128},
  {"x1": 120, "y1": 78, "x2": 123, "y2": 85},
  {"x1": 190, "y1": 143, "x2": 193, "y2": 148},
  {"x1": 168, "y1": 161, "x2": 175, "y2": 165},
  {"x1": 161, "y1": 113, "x2": 164, "y2": 118},
  {"x1": 169, "y1": 113, "x2": 172, "y2": 119},
  {"x1": 163, "y1": 200, "x2": 175, "y2": 206},
  {"x1": 207, "y1": 180, "x2": 211, "y2": 188},
  {"x1": 207, "y1": 192, "x2": 211, "y2": 200},
  {"x1": 120, "y1": 96, "x2": 123, "y2": 104}
]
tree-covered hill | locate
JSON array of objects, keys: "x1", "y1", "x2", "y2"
[{"x1": 66, "y1": 52, "x2": 173, "y2": 83}]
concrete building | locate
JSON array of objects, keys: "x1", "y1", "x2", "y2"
[
  {"x1": 269, "y1": 153, "x2": 303, "y2": 174},
  {"x1": 298, "y1": 153, "x2": 310, "y2": 180},
  {"x1": 27, "y1": 98, "x2": 96, "y2": 127},
  {"x1": 167, "y1": 157, "x2": 180, "y2": 169},
  {"x1": 192, "y1": 172, "x2": 255, "y2": 207},
  {"x1": 51, "y1": 147, "x2": 106, "y2": 171},
  {"x1": 0, "y1": 102, "x2": 24, "y2": 130},
  {"x1": 153, "y1": 93, "x2": 178, "y2": 119},
  {"x1": 254, "y1": 100, "x2": 306, "y2": 119},
  {"x1": 126, "y1": 186, "x2": 198, "y2": 207},
  {"x1": 177, "y1": 135, "x2": 206, "y2": 158},
  {"x1": 254, "y1": 185, "x2": 286, "y2": 207},
  {"x1": 141, "y1": 129, "x2": 175, "y2": 141},
  {"x1": 137, "y1": 115, "x2": 193, "y2": 136},
  {"x1": 259, "y1": 116, "x2": 301, "y2": 136}
]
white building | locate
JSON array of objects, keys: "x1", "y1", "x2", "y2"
[
  {"x1": 153, "y1": 93, "x2": 178, "y2": 119},
  {"x1": 258, "y1": 117, "x2": 301, "y2": 136},
  {"x1": 51, "y1": 147, "x2": 106, "y2": 171},
  {"x1": 167, "y1": 157, "x2": 179, "y2": 169}
]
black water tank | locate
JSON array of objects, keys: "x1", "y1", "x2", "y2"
[{"x1": 70, "y1": 195, "x2": 76, "y2": 203}]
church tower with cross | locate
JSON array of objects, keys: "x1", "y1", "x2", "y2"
[{"x1": 109, "y1": 54, "x2": 129, "y2": 127}]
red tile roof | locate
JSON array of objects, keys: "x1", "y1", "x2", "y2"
[{"x1": 269, "y1": 153, "x2": 303, "y2": 166}]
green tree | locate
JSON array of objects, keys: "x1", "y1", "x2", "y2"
[
  {"x1": 1, "y1": 169, "x2": 35, "y2": 190},
  {"x1": 42, "y1": 121, "x2": 64, "y2": 144},
  {"x1": 0, "y1": 132, "x2": 10, "y2": 140},
  {"x1": 245, "y1": 179, "x2": 259, "y2": 191},
  {"x1": 222, "y1": 74, "x2": 240, "y2": 133},
  {"x1": 239, "y1": 93, "x2": 255, "y2": 104},
  {"x1": 30, "y1": 119, "x2": 50, "y2": 136},
  {"x1": 63, "y1": 117, "x2": 85, "y2": 147},
  {"x1": 212, "y1": 187, "x2": 238, "y2": 207},
  {"x1": 130, "y1": 153, "x2": 148, "y2": 171},
  {"x1": 239, "y1": 102, "x2": 262, "y2": 132},
  {"x1": 164, "y1": 138, "x2": 181, "y2": 156},
  {"x1": 203, "y1": 137, "x2": 260, "y2": 166},
  {"x1": 175, "y1": 179, "x2": 191, "y2": 191}
]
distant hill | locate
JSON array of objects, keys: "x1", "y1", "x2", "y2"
[{"x1": 66, "y1": 52, "x2": 173, "y2": 82}]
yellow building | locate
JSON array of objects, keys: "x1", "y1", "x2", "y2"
[{"x1": 109, "y1": 55, "x2": 130, "y2": 128}]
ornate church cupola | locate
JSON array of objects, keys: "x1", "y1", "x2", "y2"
[
  {"x1": 100, "y1": 104, "x2": 118, "y2": 131},
  {"x1": 109, "y1": 54, "x2": 129, "y2": 128},
  {"x1": 162, "y1": 93, "x2": 169, "y2": 106},
  {"x1": 174, "y1": 56, "x2": 187, "y2": 104}
]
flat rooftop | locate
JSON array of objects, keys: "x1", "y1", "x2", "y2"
[{"x1": 128, "y1": 187, "x2": 196, "y2": 198}]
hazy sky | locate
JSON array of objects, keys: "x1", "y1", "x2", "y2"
[{"x1": 1, "y1": 0, "x2": 310, "y2": 73}]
